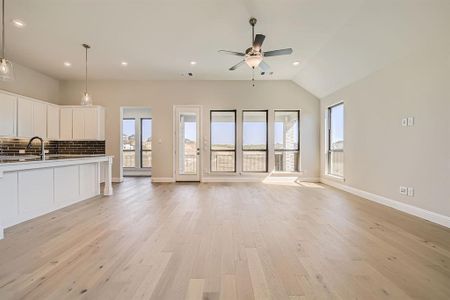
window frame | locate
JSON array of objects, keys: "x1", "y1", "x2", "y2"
[
  {"x1": 327, "y1": 102, "x2": 344, "y2": 177},
  {"x1": 242, "y1": 110, "x2": 269, "y2": 173},
  {"x1": 122, "y1": 118, "x2": 137, "y2": 169},
  {"x1": 274, "y1": 110, "x2": 301, "y2": 172},
  {"x1": 140, "y1": 118, "x2": 152, "y2": 169},
  {"x1": 210, "y1": 110, "x2": 237, "y2": 173}
]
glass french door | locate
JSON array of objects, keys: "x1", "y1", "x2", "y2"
[{"x1": 175, "y1": 106, "x2": 201, "y2": 181}]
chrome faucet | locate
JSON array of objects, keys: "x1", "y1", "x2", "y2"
[{"x1": 26, "y1": 136, "x2": 45, "y2": 160}]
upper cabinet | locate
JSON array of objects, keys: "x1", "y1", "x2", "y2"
[
  {"x1": 61, "y1": 106, "x2": 105, "y2": 141},
  {"x1": 47, "y1": 104, "x2": 60, "y2": 140},
  {"x1": 17, "y1": 97, "x2": 47, "y2": 138},
  {"x1": 0, "y1": 90, "x2": 105, "y2": 141},
  {"x1": 60, "y1": 107, "x2": 73, "y2": 140},
  {"x1": 0, "y1": 91, "x2": 17, "y2": 137}
]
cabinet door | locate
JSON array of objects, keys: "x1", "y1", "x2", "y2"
[
  {"x1": 0, "y1": 92, "x2": 17, "y2": 137},
  {"x1": 17, "y1": 97, "x2": 34, "y2": 138},
  {"x1": 47, "y1": 105, "x2": 60, "y2": 140},
  {"x1": 60, "y1": 108, "x2": 73, "y2": 140},
  {"x1": 72, "y1": 108, "x2": 85, "y2": 140},
  {"x1": 84, "y1": 108, "x2": 99, "y2": 140},
  {"x1": 33, "y1": 101, "x2": 47, "y2": 138}
]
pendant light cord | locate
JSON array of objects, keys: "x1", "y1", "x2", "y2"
[
  {"x1": 85, "y1": 45, "x2": 88, "y2": 94},
  {"x1": 1, "y1": 0, "x2": 5, "y2": 59}
]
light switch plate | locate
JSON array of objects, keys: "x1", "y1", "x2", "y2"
[
  {"x1": 407, "y1": 187, "x2": 414, "y2": 196},
  {"x1": 401, "y1": 118, "x2": 408, "y2": 127},
  {"x1": 399, "y1": 186, "x2": 408, "y2": 195},
  {"x1": 407, "y1": 117, "x2": 414, "y2": 126}
]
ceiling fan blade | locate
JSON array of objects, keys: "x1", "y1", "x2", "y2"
[
  {"x1": 253, "y1": 34, "x2": 265, "y2": 51},
  {"x1": 258, "y1": 60, "x2": 270, "y2": 71},
  {"x1": 219, "y1": 50, "x2": 245, "y2": 56},
  {"x1": 263, "y1": 48, "x2": 293, "y2": 57},
  {"x1": 229, "y1": 60, "x2": 245, "y2": 71}
]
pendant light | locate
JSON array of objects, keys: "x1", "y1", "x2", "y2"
[
  {"x1": 0, "y1": 0, "x2": 14, "y2": 81},
  {"x1": 80, "y1": 43, "x2": 92, "y2": 106}
]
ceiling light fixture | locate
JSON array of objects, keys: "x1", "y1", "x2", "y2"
[
  {"x1": 292, "y1": 61, "x2": 300, "y2": 66},
  {"x1": 80, "y1": 44, "x2": 92, "y2": 106},
  {"x1": 245, "y1": 54, "x2": 263, "y2": 68},
  {"x1": 64, "y1": 61, "x2": 71, "y2": 67},
  {"x1": 121, "y1": 61, "x2": 128, "y2": 66},
  {"x1": 11, "y1": 18, "x2": 25, "y2": 28},
  {"x1": 190, "y1": 61, "x2": 197, "y2": 65},
  {"x1": 0, "y1": 0, "x2": 14, "y2": 81}
]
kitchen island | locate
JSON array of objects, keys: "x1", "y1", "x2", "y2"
[{"x1": 0, "y1": 155, "x2": 113, "y2": 239}]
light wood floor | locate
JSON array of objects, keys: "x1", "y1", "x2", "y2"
[{"x1": 0, "y1": 178, "x2": 449, "y2": 300}]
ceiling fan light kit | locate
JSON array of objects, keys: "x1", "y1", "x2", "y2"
[
  {"x1": 218, "y1": 17, "x2": 293, "y2": 80},
  {"x1": 0, "y1": 0, "x2": 14, "y2": 81}
]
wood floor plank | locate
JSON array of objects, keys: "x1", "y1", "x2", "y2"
[{"x1": 0, "y1": 178, "x2": 449, "y2": 300}]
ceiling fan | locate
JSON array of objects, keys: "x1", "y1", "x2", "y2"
[{"x1": 219, "y1": 17, "x2": 293, "y2": 73}]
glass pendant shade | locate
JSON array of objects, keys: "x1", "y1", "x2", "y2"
[
  {"x1": 81, "y1": 92, "x2": 92, "y2": 106},
  {"x1": 0, "y1": 58, "x2": 14, "y2": 81},
  {"x1": 245, "y1": 55, "x2": 262, "y2": 68}
]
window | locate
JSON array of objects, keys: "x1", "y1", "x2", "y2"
[
  {"x1": 141, "y1": 118, "x2": 152, "y2": 168},
  {"x1": 210, "y1": 110, "x2": 236, "y2": 172},
  {"x1": 243, "y1": 111, "x2": 268, "y2": 172},
  {"x1": 274, "y1": 111, "x2": 300, "y2": 172},
  {"x1": 327, "y1": 103, "x2": 344, "y2": 177},
  {"x1": 122, "y1": 118, "x2": 136, "y2": 168}
]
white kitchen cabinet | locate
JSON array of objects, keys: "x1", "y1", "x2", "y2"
[
  {"x1": 54, "y1": 165, "x2": 80, "y2": 205},
  {"x1": 60, "y1": 107, "x2": 73, "y2": 140},
  {"x1": 0, "y1": 172, "x2": 18, "y2": 227},
  {"x1": 80, "y1": 163, "x2": 99, "y2": 199},
  {"x1": 0, "y1": 92, "x2": 17, "y2": 137},
  {"x1": 72, "y1": 106, "x2": 105, "y2": 140},
  {"x1": 17, "y1": 97, "x2": 34, "y2": 138},
  {"x1": 72, "y1": 108, "x2": 85, "y2": 140},
  {"x1": 47, "y1": 104, "x2": 60, "y2": 140},
  {"x1": 33, "y1": 101, "x2": 47, "y2": 138},
  {"x1": 18, "y1": 168, "x2": 54, "y2": 216},
  {"x1": 17, "y1": 97, "x2": 48, "y2": 138}
]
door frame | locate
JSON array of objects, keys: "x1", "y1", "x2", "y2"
[{"x1": 173, "y1": 105, "x2": 203, "y2": 182}]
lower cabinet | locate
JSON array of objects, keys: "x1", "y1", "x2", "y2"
[{"x1": 0, "y1": 162, "x2": 100, "y2": 228}]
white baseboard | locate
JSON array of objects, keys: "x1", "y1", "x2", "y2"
[
  {"x1": 112, "y1": 177, "x2": 123, "y2": 183},
  {"x1": 152, "y1": 177, "x2": 175, "y2": 183},
  {"x1": 321, "y1": 178, "x2": 450, "y2": 228},
  {"x1": 202, "y1": 177, "x2": 263, "y2": 183}
]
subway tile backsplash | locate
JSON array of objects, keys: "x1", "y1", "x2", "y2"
[{"x1": 0, "y1": 139, "x2": 105, "y2": 156}]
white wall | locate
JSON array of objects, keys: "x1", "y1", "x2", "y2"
[
  {"x1": 0, "y1": 63, "x2": 60, "y2": 104},
  {"x1": 59, "y1": 80, "x2": 320, "y2": 181},
  {"x1": 320, "y1": 49, "x2": 450, "y2": 218}
]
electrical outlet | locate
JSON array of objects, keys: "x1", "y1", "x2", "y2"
[
  {"x1": 399, "y1": 186, "x2": 408, "y2": 195},
  {"x1": 401, "y1": 118, "x2": 408, "y2": 127},
  {"x1": 407, "y1": 187, "x2": 414, "y2": 196},
  {"x1": 407, "y1": 117, "x2": 414, "y2": 126},
  {"x1": 19, "y1": 149, "x2": 25, "y2": 154},
  {"x1": 45, "y1": 150, "x2": 49, "y2": 154}
]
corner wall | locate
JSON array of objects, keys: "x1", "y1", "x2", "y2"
[{"x1": 320, "y1": 49, "x2": 450, "y2": 220}]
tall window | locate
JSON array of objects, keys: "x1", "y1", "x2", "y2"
[
  {"x1": 122, "y1": 118, "x2": 136, "y2": 168},
  {"x1": 328, "y1": 103, "x2": 344, "y2": 177},
  {"x1": 243, "y1": 111, "x2": 268, "y2": 172},
  {"x1": 210, "y1": 110, "x2": 236, "y2": 172},
  {"x1": 274, "y1": 111, "x2": 300, "y2": 172},
  {"x1": 141, "y1": 118, "x2": 152, "y2": 168}
]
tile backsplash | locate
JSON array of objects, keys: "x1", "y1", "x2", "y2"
[{"x1": 0, "y1": 139, "x2": 105, "y2": 156}]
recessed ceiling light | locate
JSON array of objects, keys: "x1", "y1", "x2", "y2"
[
  {"x1": 12, "y1": 19, "x2": 26, "y2": 28},
  {"x1": 121, "y1": 61, "x2": 128, "y2": 66},
  {"x1": 190, "y1": 61, "x2": 197, "y2": 65},
  {"x1": 292, "y1": 61, "x2": 300, "y2": 66},
  {"x1": 64, "y1": 62, "x2": 71, "y2": 67}
]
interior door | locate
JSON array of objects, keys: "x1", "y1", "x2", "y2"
[{"x1": 175, "y1": 106, "x2": 201, "y2": 181}]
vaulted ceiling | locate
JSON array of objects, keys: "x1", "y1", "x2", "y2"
[{"x1": 6, "y1": 0, "x2": 450, "y2": 98}]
